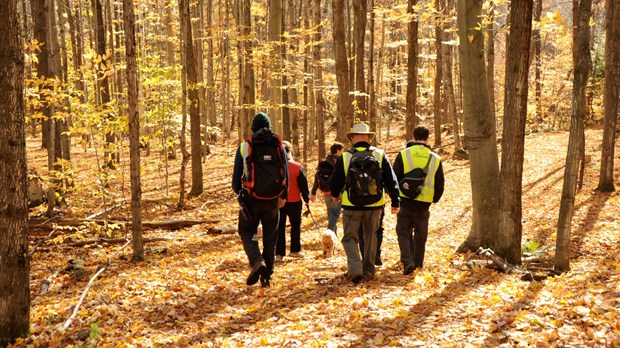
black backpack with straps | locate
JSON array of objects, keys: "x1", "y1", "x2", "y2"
[
  {"x1": 316, "y1": 156, "x2": 337, "y2": 192},
  {"x1": 399, "y1": 154, "x2": 431, "y2": 199},
  {"x1": 242, "y1": 128, "x2": 286, "y2": 200},
  {"x1": 346, "y1": 148, "x2": 384, "y2": 206}
]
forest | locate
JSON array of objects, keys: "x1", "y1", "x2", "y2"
[{"x1": 0, "y1": 0, "x2": 619, "y2": 346}]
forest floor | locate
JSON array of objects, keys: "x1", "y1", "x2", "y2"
[{"x1": 14, "y1": 128, "x2": 620, "y2": 347}]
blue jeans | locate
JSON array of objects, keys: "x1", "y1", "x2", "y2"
[{"x1": 324, "y1": 194, "x2": 342, "y2": 234}]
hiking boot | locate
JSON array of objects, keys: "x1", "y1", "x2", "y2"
[
  {"x1": 247, "y1": 261, "x2": 267, "y2": 285},
  {"x1": 403, "y1": 264, "x2": 416, "y2": 276},
  {"x1": 275, "y1": 255, "x2": 284, "y2": 262},
  {"x1": 289, "y1": 252, "x2": 304, "y2": 258},
  {"x1": 260, "y1": 277, "x2": 271, "y2": 288},
  {"x1": 351, "y1": 274, "x2": 364, "y2": 284},
  {"x1": 375, "y1": 256, "x2": 383, "y2": 266}
]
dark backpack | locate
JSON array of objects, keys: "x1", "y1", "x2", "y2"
[
  {"x1": 317, "y1": 157, "x2": 337, "y2": 192},
  {"x1": 346, "y1": 148, "x2": 384, "y2": 206},
  {"x1": 242, "y1": 129, "x2": 286, "y2": 200},
  {"x1": 399, "y1": 155, "x2": 431, "y2": 199}
]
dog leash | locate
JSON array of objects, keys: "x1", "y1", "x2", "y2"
[{"x1": 304, "y1": 203, "x2": 323, "y2": 239}]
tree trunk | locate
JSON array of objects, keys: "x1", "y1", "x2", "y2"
[
  {"x1": 183, "y1": 0, "x2": 204, "y2": 197},
  {"x1": 456, "y1": 0, "x2": 501, "y2": 253},
  {"x1": 433, "y1": 0, "x2": 444, "y2": 147},
  {"x1": 314, "y1": 0, "x2": 326, "y2": 159},
  {"x1": 597, "y1": 0, "x2": 620, "y2": 192},
  {"x1": 485, "y1": 0, "x2": 496, "y2": 121},
  {"x1": 533, "y1": 0, "x2": 543, "y2": 126},
  {"x1": 206, "y1": 0, "x2": 216, "y2": 127},
  {"x1": 240, "y1": 0, "x2": 255, "y2": 138},
  {"x1": 31, "y1": 0, "x2": 49, "y2": 148},
  {"x1": 555, "y1": 0, "x2": 593, "y2": 273},
  {"x1": 195, "y1": 0, "x2": 207, "y2": 149},
  {"x1": 374, "y1": 13, "x2": 386, "y2": 144},
  {"x1": 178, "y1": 0, "x2": 191, "y2": 209},
  {"x1": 286, "y1": 0, "x2": 299, "y2": 155},
  {"x1": 94, "y1": 0, "x2": 116, "y2": 167},
  {"x1": 497, "y1": 0, "x2": 533, "y2": 265},
  {"x1": 406, "y1": 0, "x2": 419, "y2": 140},
  {"x1": 368, "y1": 0, "x2": 377, "y2": 142},
  {"x1": 332, "y1": 0, "x2": 353, "y2": 141},
  {"x1": 0, "y1": 2, "x2": 30, "y2": 344},
  {"x1": 123, "y1": 0, "x2": 144, "y2": 262},
  {"x1": 445, "y1": 0, "x2": 460, "y2": 150},
  {"x1": 269, "y1": 0, "x2": 283, "y2": 135},
  {"x1": 303, "y1": 11, "x2": 310, "y2": 164},
  {"x1": 353, "y1": 0, "x2": 367, "y2": 120}
]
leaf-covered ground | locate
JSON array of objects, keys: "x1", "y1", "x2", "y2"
[{"x1": 16, "y1": 129, "x2": 620, "y2": 347}]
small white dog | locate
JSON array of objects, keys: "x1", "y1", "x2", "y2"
[{"x1": 322, "y1": 229, "x2": 338, "y2": 258}]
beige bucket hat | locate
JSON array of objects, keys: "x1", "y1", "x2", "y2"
[{"x1": 346, "y1": 123, "x2": 376, "y2": 141}]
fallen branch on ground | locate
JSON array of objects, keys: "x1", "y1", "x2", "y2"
[
  {"x1": 29, "y1": 218, "x2": 220, "y2": 232},
  {"x1": 70, "y1": 237, "x2": 179, "y2": 247},
  {"x1": 59, "y1": 239, "x2": 131, "y2": 332}
]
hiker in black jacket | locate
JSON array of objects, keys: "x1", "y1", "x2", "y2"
[
  {"x1": 232, "y1": 112, "x2": 289, "y2": 288},
  {"x1": 392, "y1": 125, "x2": 444, "y2": 275},
  {"x1": 310, "y1": 142, "x2": 345, "y2": 234}
]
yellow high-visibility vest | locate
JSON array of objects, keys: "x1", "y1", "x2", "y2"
[
  {"x1": 399, "y1": 145, "x2": 440, "y2": 203},
  {"x1": 341, "y1": 146, "x2": 385, "y2": 207}
]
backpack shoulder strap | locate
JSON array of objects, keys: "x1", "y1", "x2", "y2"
[{"x1": 240, "y1": 141, "x2": 251, "y2": 179}]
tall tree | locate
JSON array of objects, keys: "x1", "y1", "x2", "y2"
[
  {"x1": 269, "y1": 0, "x2": 283, "y2": 134},
  {"x1": 533, "y1": 0, "x2": 543, "y2": 125},
  {"x1": 0, "y1": 1, "x2": 30, "y2": 344},
  {"x1": 597, "y1": 0, "x2": 620, "y2": 192},
  {"x1": 314, "y1": 0, "x2": 326, "y2": 159},
  {"x1": 239, "y1": 0, "x2": 256, "y2": 138},
  {"x1": 406, "y1": 0, "x2": 418, "y2": 139},
  {"x1": 333, "y1": 0, "x2": 353, "y2": 140},
  {"x1": 368, "y1": 0, "x2": 377, "y2": 139},
  {"x1": 182, "y1": 0, "x2": 204, "y2": 197},
  {"x1": 123, "y1": 0, "x2": 144, "y2": 261},
  {"x1": 496, "y1": 0, "x2": 533, "y2": 265},
  {"x1": 555, "y1": 0, "x2": 593, "y2": 272},
  {"x1": 485, "y1": 0, "x2": 496, "y2": 121},
  {"x1": 433, "y1": 0, "x2": 444, "y2": 147},
  {"x1": 456, "y1": 0, "x2": 501, "y2": 253},
  {"x1": 353, "y1": 0, "x2": 367, "y2": 120},
  {"x1": 94, "y1": 0, "x2": 116, "y2": 167},
  {"x1": 206, "y1": 0, "x2": 216, "y2": 127}
]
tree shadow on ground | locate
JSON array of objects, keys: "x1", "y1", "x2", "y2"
[
  {"x1": 570, "y1": 190, "x2": 611, "y2": 256},
  {"x1": 344, "y1": 269, "x2": 501, "y2": 346}
]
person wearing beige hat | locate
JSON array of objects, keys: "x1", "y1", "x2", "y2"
[{"x1": 329, "y1": 123, "x2": 400, "y2": 284}]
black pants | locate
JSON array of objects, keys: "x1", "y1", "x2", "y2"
[
  {"x1": 276, "y1": 200, "x2": 303, "y2": 256},
  {"x1": 238, "y1": 197, "x2": 279, "y2": 279},
  {"x1": 396, "y1": 205, "x2": 430, "y2": 269},
  {"x1": 358, "y1": 208, "x2": 384, "y2": 260}
]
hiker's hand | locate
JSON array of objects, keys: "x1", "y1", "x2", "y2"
[
  {"x1": 310, "y1": 194, "x2": 316, "y2": 202},
  {"x1": 278, "y1": 198, "x2": 286, "y2": 208},
  {"x1": 391, "y1": 207, "x2": 400, "y2": 215},
  {"x1": 333, "y1": 196, "x2": 341, "y2": 202}
]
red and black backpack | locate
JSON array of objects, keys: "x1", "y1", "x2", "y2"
[{"x1": 241, "y1": 128, "x2": 287, "y2": 200}]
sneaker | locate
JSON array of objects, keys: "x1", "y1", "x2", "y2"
[
  {"x1": 403, "y1": 264, "x2": 416, "y2": 276},
  {"x1": 260, "y1": 277, "x2": 271, "y2": 288},
  {"x1": 288, "y1": 252, "x2": 304, "y2": 258},
  {"x1": 247, "y1": 261, "x2": 267, "y2": 285},
  {"x1": 275, "y1": 255, "x2": 284, "y2": 262}
]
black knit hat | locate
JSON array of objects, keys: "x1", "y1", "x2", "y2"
[{"x1": 251, "y1": 112, "x2": 271, "y2": 131}]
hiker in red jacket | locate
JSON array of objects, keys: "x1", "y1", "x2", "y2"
[{"x1": 276, "y1": 141, "x2": 310, "y2": 261}]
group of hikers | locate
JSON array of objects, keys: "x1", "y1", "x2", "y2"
[{"x1": 232, "y1": 112, "x2": 445, "y2": 287}]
